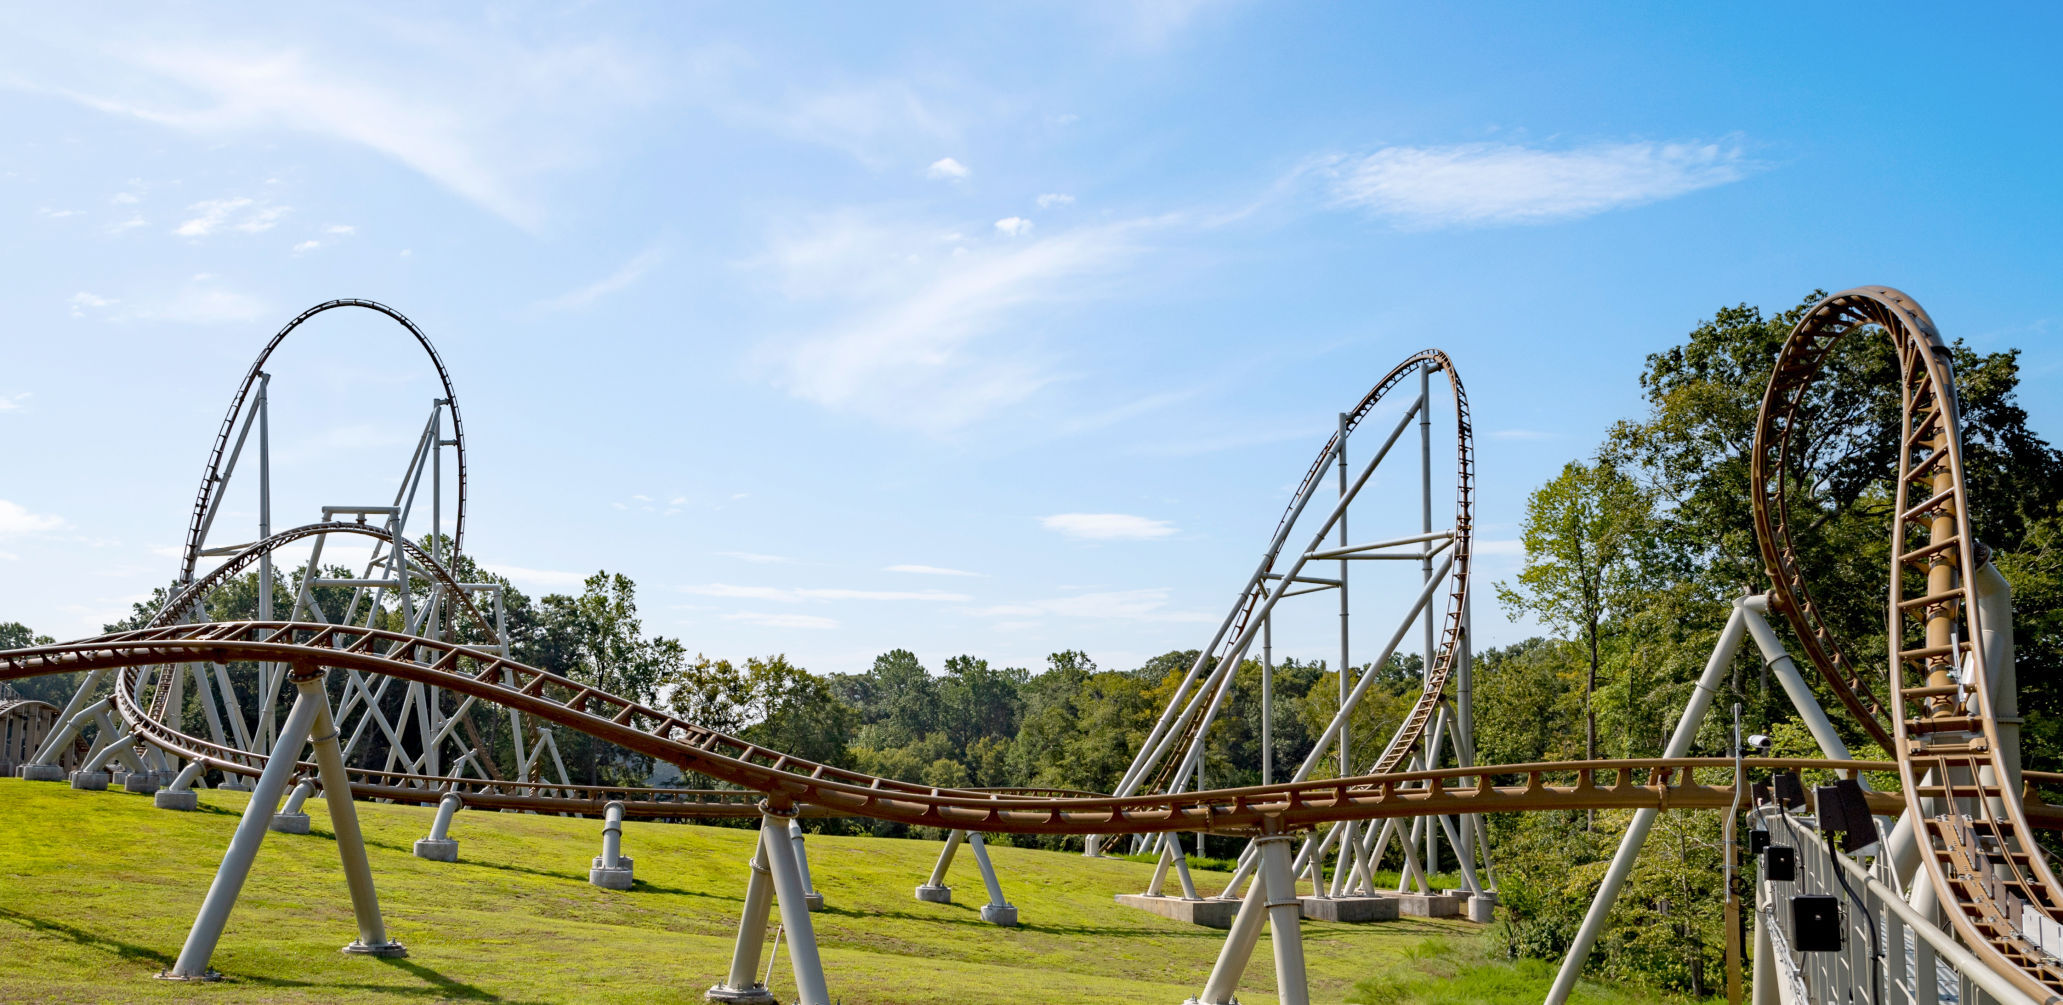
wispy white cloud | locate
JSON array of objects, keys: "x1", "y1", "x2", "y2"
[
  {"x1": 1040, "y1": 512, "x2": 1177, "y2": 540},
  {"x1": 483, "y1": 564, "x2": 592, "y2": 591},
  {"x1": 1321, "y1": 140, "x2": 1749, "y2": 228},
  {"x1": 723, "y1": 611, "x2": 838, "y2": 630},
  {"x1": 971, "y1": 587, "x2": 1210, "y2": 623},
  {"x1": 718, "y1": 551, "x2": 793, "y2": 564},
  {"x1": 16, "y1": 26, "x2": 656, "y2": 230},
  {"x1": 175, "y1": 196, "x2": 287, "y2": 236},
  {"x1": 754, "y1": 214, "x2": 1151, "y2": 433},
  {"x1": 1036, "y1": 193, "x2": 1074, "y2": 209},
  {"x1": 0, "y1": 392, "x2": 31, "y2": 413},
  {"x1": 68, "y1": 292, "x2": 116, "y2": 317},
  {"x1": 537, "y1": 245, "x2": 665, "y2": 310},
  {"x1": 680, "y1": 583, "x2": 971, "y2": 604},
  {"x1": 993, "y1": 216, "x2": 1033, "y2": 237},
  {"x1": 0, "y1": 499, "x2": 65, "y2": 535},
  {"x1": 884, "y1": 564, "x2": 984, "y2": 577},
  {"x1": 926, "y1": 156, "x2": 969, "y2": 180}
]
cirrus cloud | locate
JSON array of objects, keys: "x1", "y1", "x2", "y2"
[
  {"x1": 1322, "y1": 140, "x2": 1749, "y2": 228},
  {"x1": 1039, "y1": 512, "x2": 1176, "y2": 540}
]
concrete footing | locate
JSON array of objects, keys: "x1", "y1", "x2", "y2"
[
  {"x1": 704, "y1": 984, "x2": 778, "y2": 1004},
  {"x1": 1298, "y1": 895, "x2": 1400, "y2": 923},
  {"x1": 341, "y1": 940, "x2": 408, "y2": 958},
  {"x1": 19, "y1": 764, "x2": 65, "y2": 781},
  {"x1": 269, "y1": 812, "x2": 311, "y2": 835},
  {"x1": 123, "y1": 772, "x2": 158, "y2": 793},
  {"x1": 1465, "y1": 893, "x2": 1497, "y2": 923},
  {"x1": 70, "y1": 770, "x2": 109, "y2": 790},
  {"x1": 914, "y1": 883, "x2": 952, "y2": 904},
  {"x1": 414, "y1": 838, "x2": 459, "y2": 862},
  {"x1": 1392, "y1": 892, "x2": 1463, "y2": 918},
  {"x1": 154, "y1": 789, "x2": 199, "y2": 811},
  {"x1": 216, "y1": 779, "x2": 252, "y2": 792},
  {"x1": 980, "y1": 904, "x2": 1019, "y2": 927},
  {"x1": 802, "y1": 891, "x2": 825, "y2": 911},
  {"x1": 1114, "y1": 893, "x2": 1247, "y2": 929},
  {"x1": 590, "y1": 855, "x2": 635, "y2": 890}
]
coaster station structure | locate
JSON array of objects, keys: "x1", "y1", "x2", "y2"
[{"x1": 4, "y1": 287, "x2": 2062, "y2": 1004}]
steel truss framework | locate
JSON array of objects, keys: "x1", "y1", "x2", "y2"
[
  {"x1": 1, "y1": 287, "x2": 2056, "y2": 1004},
  {"x1": 1095, "y1": 350, "x2": 1492, "y2": 917},
  {"x1": 30, "y1": 299, "x2": 575, "y2": 794}
]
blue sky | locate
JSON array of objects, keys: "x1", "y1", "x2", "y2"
[{"x1": 3, "y1": 3, "x2": 2059, "y2": 677}]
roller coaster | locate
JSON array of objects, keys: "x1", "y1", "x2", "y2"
[{"x1": 0, "y1": 287, "x2": 2051, "y2": 1004}]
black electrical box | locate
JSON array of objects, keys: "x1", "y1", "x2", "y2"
[
  {"x1": 1792, "y1": 894, "x2": 1842, "y2": 952},
  {"x1": 1749, "y1": 829, "x2": 1770, "y2": 855},
  {"x1": 1765, "y1": 845, "x2": 1795, "y2": 882}
]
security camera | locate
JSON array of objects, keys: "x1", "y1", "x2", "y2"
[{"x1": 1746, "y1": 734, "x2": 1774, "y2": 752}]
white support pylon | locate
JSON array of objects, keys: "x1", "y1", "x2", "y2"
[
  {"x1": 788, "y1": 819, "x2": 824, "y2": 911},
  {"x1": 1185, "y1": 829, "x2": 1308, "y2": 1005},
  {"x1": 759, "y1": 802, "x2": 830, "y2": 1005},
  {"x1": 160, "y1": 676, "x2": 326, "y2": 980},
  {"x1": 707, "y1": 827, "x2": 777, "y2": 1004}
]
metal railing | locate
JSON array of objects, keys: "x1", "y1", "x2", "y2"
[{"x1": 1755, "y1": 806, "x2": 2042, "y2": 1005}]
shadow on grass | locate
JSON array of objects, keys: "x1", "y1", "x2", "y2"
[
  {"x1": 0, "y1": 906, "x2": 174, "y2": 968},
  {"x1": 275, "y1": 828, "x2": 738, "y2": 904}
]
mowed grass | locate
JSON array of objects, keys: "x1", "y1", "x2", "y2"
[{"x1": 0, "y1": 778, "x2": 1665, "y2": 1003}]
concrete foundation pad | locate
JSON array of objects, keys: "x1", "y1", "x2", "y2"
[
  {"x1": 414, "y1": 838, "x2": 459, "y2": 862},
  {"x1": 802, "y1": 891, "x2": 825, "y2": 912},
  {"x1": 590, "y1": 855, "x2": 635, "y2": 890},
  {"x1": 1114, "y1": 893, "x2": 1248, "y2": 929},
  {"x1": 704, "y1": 984, "x2": 778, "y2": 1004},
  {"x1": 980, "y1": 903, "x2": 1019, "y2": 927},
  {"x1": 341, "y1": 941, "x2": 408, "y2": 958},
  {"x1": 1298, "y1": 895, "x2": 1400, "y2": 923},
  {"x1": 153, "y1": 969, "x2": 222, "y2": 982},
  {"x1": 20, "y1": 764, "x2": 65, "y2": 781},
  {"x1": 123, "y1": 773, "x2": 157, "y2": 793},
  {"x1": 1465, "y1": 893, "x2": 1497, "y2": 924},
  {"x1": 70, "y1": 771, "x2": 109, "y2": 791},
  {"x1": 154, "y1": 789, "x2": 199, "y2": 811},
  {"x1": 915, "y1": 883, "x2": 952, "y2": 904},
  {"x1": 216, "y1": 780, "x2": 252, "y2": 792},
  {"x1": 270, "y1": 812, "x2": 311, "y2": 835},
  {"x1": 1390, "y1": 892, "x2": 1463, "y2": 918}
]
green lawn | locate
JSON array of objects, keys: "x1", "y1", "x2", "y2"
[{"x1": 0, "y1": 778, "x2": 1665, "y2": 1003}]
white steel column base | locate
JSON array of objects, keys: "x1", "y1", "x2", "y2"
[
  {"x1": 590, "y1": 856, "x2": 635, "y2": 890},
  {"x1": 342, "y1": 940, "x2": 409, "y2": 958},
  {"x1": 914, "y1": 884, "x2": 952, "y2": 903},
  {"x1": 704, "y1": 987, "x2": 777, "y2": 1004},
  {"x1": 414, "y1": 838, "x2": 458, "y2": 862}
]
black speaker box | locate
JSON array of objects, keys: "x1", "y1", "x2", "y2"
[
  {"x1": 1773, "y1": 771, "x2": 1807, "y2": 809},
  {"x1": 1749, "y1": 829, "x2": 1770, "y2": 856},
  {"x1": 1765, "y1": 844, "x2": 1795, "y2": 882},
  {"x1": 1792, "y1": 894, "x2": 1842, "y2": 952}
]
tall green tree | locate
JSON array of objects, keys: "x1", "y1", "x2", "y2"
[{"x1": 1498, "y1": 459, "x2": 1652, "y2": 776}]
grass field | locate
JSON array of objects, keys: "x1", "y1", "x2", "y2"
[{"x1": 0, "y1": 778, "x2": 1681, "y2": 1003}]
